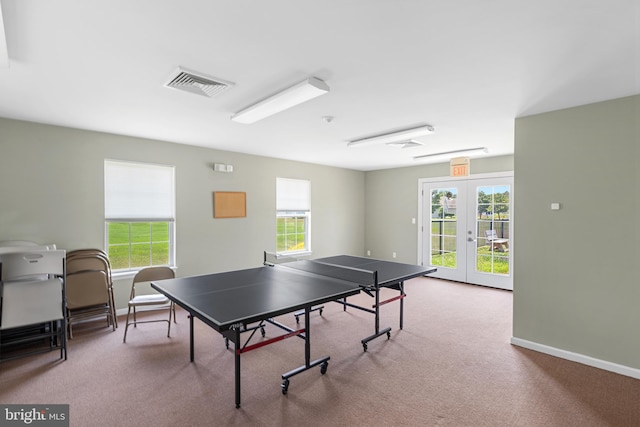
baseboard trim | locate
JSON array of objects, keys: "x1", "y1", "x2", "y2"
[{"x1": 510, "y1": 337, "x2": 640, "y2": 380}]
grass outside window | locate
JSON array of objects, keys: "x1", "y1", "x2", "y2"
[
  {"x1": 276, "y1": 215, "x2": 308, "y2": 253},
  {"x1": 107, "y1": 222, "x2": 170, "y2": 270}
]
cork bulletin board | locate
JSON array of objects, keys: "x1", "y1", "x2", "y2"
[{"x1": 213, "y1": 192, "x2": 246, "y2": 218}]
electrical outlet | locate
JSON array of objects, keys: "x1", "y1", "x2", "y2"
[
  {"x1": 392, "y1": 252, "x2": 397, "y2": 258},
  {"x1": 367, "y1": 250, "x2": 371, "y2": 256}
]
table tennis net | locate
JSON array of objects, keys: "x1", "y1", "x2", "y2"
[{"x1": 276, "y1": 259, "x2": 376, "y2": 287}]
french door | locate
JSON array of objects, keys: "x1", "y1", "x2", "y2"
[{"x1": 419, "y1": 173, "x2": 513, "y2": 290}]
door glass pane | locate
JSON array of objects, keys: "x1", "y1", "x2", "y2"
[
  {"x1": 431, "y1": 188, "x2": 457, "y2": 268},
  {"x1": 475, "y1": 185, "x2": 510, "y2": 275},
  {"x1": 443, "y1": 236, "x2": 456, "y2": 252}
]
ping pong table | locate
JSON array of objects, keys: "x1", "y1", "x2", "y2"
[
  {"x1": 151, "y1": 254, "x2": 435, "y2": 408},
  {"x1": 294, "y1": 255, "x2": 437, "y2": 351}
]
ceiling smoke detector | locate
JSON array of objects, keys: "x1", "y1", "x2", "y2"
[{"x1": 164, "y1": 66, "x2": 234, "y2": 98}]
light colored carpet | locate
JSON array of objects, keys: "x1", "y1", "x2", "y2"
[{"x1": 1, "y1": 277, "x2": 638, "y2": 426}]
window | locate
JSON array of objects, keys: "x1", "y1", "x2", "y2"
[
  {"x1": 104, "y1": 160, "x2": 175, "y2": 271},
  {"x1": 276, "y1": 178, "x2": 311, "y2": 255}
]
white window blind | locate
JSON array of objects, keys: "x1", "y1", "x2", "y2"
[
  {"x1": 276, "y1": 178, "x2": 310, "y2": 211},
  {"x1": 105, "y1": 160, "x2": 175, "y2": 220}
]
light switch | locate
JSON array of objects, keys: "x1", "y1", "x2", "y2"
[{"x1": 551, "y1": 203, "x2": 560, "y2": 210}]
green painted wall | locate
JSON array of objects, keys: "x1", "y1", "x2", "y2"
[
  {"x1": 513, "y1": 95, "x2": 640, "y2": 369},
  {"x1": 0, "y1": 118, "x2": 365, "y2": 309}
]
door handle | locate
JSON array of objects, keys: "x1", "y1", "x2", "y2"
[{"x1": 467, "y1": 237, "x2": 476, "y2": 242}]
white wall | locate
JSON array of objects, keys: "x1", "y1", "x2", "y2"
[{"x1": 0, "y1": 118, "x2": 365, "y2": 309}]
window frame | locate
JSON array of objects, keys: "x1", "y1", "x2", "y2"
[
  {"x1": 104, "y1": 160, "x2": 176, "y2": 273},
  {"x1": 276, "y1": 210, "x2": 311, "y2": 256},
  {"x1": 104, "y1": 220, "x2": 176, "y2": 273},
  {"x1": 276, "y1": 178, "x2": 311, "y2": 256}
]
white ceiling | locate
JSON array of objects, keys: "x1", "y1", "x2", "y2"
[{"x1": 0, "y1": 0, "x2": 638, "y2": 171}]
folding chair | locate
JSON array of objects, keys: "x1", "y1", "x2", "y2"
[{"x1": 123, "y1": 266, "x2": 176, "y2": 343}]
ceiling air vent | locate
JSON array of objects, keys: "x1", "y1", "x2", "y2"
[{"x1": 164, "y1": 66, "x2": 234, "y2": 98}]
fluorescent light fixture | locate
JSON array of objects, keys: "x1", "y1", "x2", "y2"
[
  {"x1": 413, "y1": 147, "x2": 489, "y2": 163},
  {"x1": 231, "y1": 76, "x2": 329, "y2": 124},
  {"x1": 347, "y1": 124, "x2": 434, "y2": 147}
]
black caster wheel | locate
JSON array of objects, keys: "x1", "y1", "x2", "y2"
[
  {"x1": 362, "y1": 343, "x2": 368, "y2": 352},
  {"x1": 294, "y1": 315, "x2": 299, "y2": 324},
  {"x1": 225, "y1": 338, "x2": 229, "y2": 349},
  {"x1": 319, "y1": 308, "x2": 324, "y2": 316},
  {"x1": 320, "y1": 361, "x2": 328, "y2": 375},
  {"x1": 386, "y1": 331, "x2": 391, "y2": 340},
  {"x1": 281, "y1": 379, "x2": 290, "y2": 395},
  {"x1": 261, "y1": 327, "x2": 266, "y2": 337}
]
